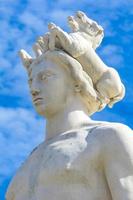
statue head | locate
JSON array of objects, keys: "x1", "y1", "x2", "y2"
[{"x1": 19, "y1": 49, "x2": 101, "y2": 118}]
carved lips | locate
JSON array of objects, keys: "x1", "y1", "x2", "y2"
[{"x1": 33, "y1": 97, "x2": 43, "y2": 104}]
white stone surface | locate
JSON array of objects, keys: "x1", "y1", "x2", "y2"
[{"x1": 6, "y1": 11, "x2": 133, "y2": 200}]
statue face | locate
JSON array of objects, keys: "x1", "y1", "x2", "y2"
[{"x1": 28, "y1": 59, "x2": 70, "y2": 117}]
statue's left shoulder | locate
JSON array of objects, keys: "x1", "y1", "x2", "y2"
[
  {"x1": 93, "y1": 122, "x2": 133, "y2": 152},
  {"x1": 98, "y1": 122, "x2": 132, "y2": 142},
  {"x1": 93, "y1": 123, "x2": 133, "y2": 199}
]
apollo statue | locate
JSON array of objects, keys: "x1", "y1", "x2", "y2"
[{"x1": 6, "y1": 11, "x2": 133, "y2": 200}]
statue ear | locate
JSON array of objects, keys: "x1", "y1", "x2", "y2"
[{"x1": 19, "y1": 49, "x2": 33, "y2": 70}]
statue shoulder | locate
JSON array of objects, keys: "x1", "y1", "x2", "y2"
[
  {"x1": 90, "y1": 122, "x2": 133, "y2": 160},
  {"x1": 83, "y1": 122, "x2": 133, "y2": 172},
  {"x1": 6, "y1": 142, "x2": 44, "y2": 200},
  {"x1": 90, "y1": 122, "x2": 132, "y2": 145}
]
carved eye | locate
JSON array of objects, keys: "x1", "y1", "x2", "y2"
[
  {"x1": 46, "y1": 72, "x2": 52, "y2": 77},
  {"x1": 41, "y1": 75, "x2": 47, "y2": 80}
]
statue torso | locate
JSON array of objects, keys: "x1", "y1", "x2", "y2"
[{"x1": 7, "y1": 124, "x2": 112, "y2": 200}]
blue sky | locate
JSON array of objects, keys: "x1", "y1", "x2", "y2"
[{"x1": 0, "y1": 0, "x2": 133, "y2": 199}]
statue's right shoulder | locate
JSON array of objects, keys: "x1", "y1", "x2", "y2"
[{"x1": 6, "y1": 142, "x2": 44, "y2": 200}]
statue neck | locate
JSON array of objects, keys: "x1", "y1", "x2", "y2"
[{"x1": 45, "y1": 95, "x2": 92, "y2": 141}]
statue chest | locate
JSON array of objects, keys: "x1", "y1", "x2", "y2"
[
  {"x1": 39, "y1": 134, "x2": 88, "y2": 171},
  {"x1": 8, "y1": 129, "x2": 105, "y2": 200}
]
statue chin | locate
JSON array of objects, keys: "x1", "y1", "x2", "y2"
[
  {"x1": 33, "y1": 102, "x2": 47, "y2": 116},
  {"x1": 34, "y1": 102, "x2": 58, "y2": 118}
]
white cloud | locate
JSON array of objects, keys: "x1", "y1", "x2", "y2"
[
  {"x1": 24, "y1": 0, "x2": 48, "y2": 16},
  {"x1": 0, "y1": 107, "x2": 44, "y2": 185},
  {"x1": 19, "y1": 12, "x2": 47, "y2": 33},
  {"x1": 55, "y1": 0, "x2": 133, "y2": 13},
  {"x1": 48, "y1": 9, "x2": 72, "y2": 29},
  {"x1": 98, "y1": 44, "x2": 124, "y2": 67},
  {"x1": 120, "y1": 21, "x2": 133, "y2": 32}
]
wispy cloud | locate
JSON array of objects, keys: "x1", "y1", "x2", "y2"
[
  {"x1": 99, "y1": 44, "x2": 124, "y2": 67},
  {"x1": 19, "y1": 12, "x2": 47, "y2": 33},
  {"x1": 0, "y1": 107, "x2": 44, "y2": 185}
]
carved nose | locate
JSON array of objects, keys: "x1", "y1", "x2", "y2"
[
  {"x1": 30, "y1": 79, "x2": 40, "y2": 96},
  {"x1": 31, "y1": 89, "x2": 40, "y2": 96}
]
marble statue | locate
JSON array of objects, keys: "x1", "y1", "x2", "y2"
[{"x1": 6, "y1": 11, "x2": 133, "y2": 200}]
